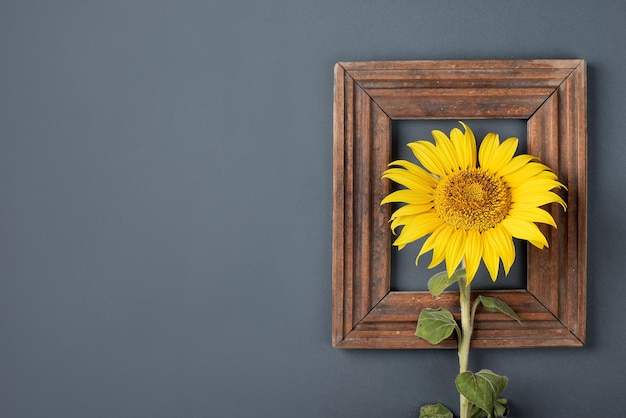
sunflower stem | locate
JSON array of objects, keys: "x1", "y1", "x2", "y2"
[{"x1": 457, "y1": 268, "x2": 473, "y2": 418}]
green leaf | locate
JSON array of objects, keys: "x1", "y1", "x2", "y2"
[
  {"x1": 494, "y1": 398, "x2": 509, "y2": 417},
  {"x1": 415, "y1": 308, "x2": 458, "y2": 345},
  {"x1": 456, "y1": 369, "x2": 508, "y2": 417},
  {"x1": 469, "y1": 404, "x2": 488, "y2": 418},
  {"x1": 476, "y1": 296, "x2": 521, "y2": 324},
  {"x1": 468, "y1": 398, "x2": 509, "y2": 418},
  {"x1": 418, "y1": 404, "x2": 453, "y2": 418},
  {"x1": 428, "y1": 269, "x2": 466, "y2": 297}
]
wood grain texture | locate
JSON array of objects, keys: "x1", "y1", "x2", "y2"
[{"x1": 332, "y1": 60, "x2": 587, "y2": 349}]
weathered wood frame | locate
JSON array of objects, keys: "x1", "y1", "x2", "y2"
[{"x1": 332, "y1": 60, "x2": 587, "y2": 349}]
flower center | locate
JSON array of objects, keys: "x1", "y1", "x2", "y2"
[{"x1": 434, "y1": 169, "x2": 511, "y2": 232}]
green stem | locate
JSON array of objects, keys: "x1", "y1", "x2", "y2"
[{"x1": 458, "y1": 271, "x2": 473, "y2": 418}]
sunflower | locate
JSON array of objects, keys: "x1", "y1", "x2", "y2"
[{"x1": 381, "y1": 122, "x2": 566, "y2": 285}]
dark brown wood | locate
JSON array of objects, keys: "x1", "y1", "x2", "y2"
[{"x1": 332, "y1": 60, "x2": 587, "y2": 349}]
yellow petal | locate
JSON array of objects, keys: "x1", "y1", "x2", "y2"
[
  {"x1": 387, "y1": 160, "x2": 438, "y2": 187},
  {"x1": 502, "y1": 162, "x2": 557, "y2": 187},
  {"x1": 493, "y1": 224, "x2": 515, "y2": 275},
  {"x1": 510, "y1": 189, "x2": 567, "y2": 211},
  {"x1": 508, "y1": 206, "x2": 557, "y2": 228},
  {"x1": 445, "y1": 229, "x2": 466, "y2": 277},
  {"x1": 478, "y1": 132, "x2": 500, "y2": 170},
  {"x1": 500, "y1": 217, "x2": 549, "y2": 249},
  {"x1": 457, "y1": 121, "x2": 477, "y2": 169},
  {"x1": 382, "y1": 168, "x2": 436, "y2": 195},
  {"x1": 481, "y1": 228, "x2": 501, "y2": 281},
  {"x1": 485, "y1": 137, "x2": 518, "y2": 175},
  {"x1": 408, "y1": 141, "x2": 448, "y2": 177},
  {"x1": 389, "y1": 203, "x2": 435, "y2": 219},
  {"x1": 381, "y1": 189, "x2": 434, "y2": 205},
  {"x1": 513, "y1": 177, "x2": 566, "y2": 194},
  {"x1": 427, "y1": 225, "x2": 454, "y2": 269},
  {"x1": 431, "y1": 130, "x2": 460, "y2": 172},
  {"x1": 464, "y1": 229, "x2": 483, "y2": 285},
  {"x1": 392, "y1": 214, "x2": 442, "y2": 247},
  {"x1": 389, "y1": 216, "x2": 406, "y2": 233},
  {"x1": 497, "y1": 154, "x2": 537, "y2": 178},
  {"x1": 415, "y1": 224, "x2": 445, "y2": 266},
  {"x1": 428, "y1": 246, "x2": 447, "y2": 270}
]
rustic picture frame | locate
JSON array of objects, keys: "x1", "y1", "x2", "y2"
[{"x1": 332, "y1": 60, "x2": 587, "y2": 349}]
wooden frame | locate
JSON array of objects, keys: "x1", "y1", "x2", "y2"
[{"x1": 332, "y1": 60, "x2": 587, "y2": 349}]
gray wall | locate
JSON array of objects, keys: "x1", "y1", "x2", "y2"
[{"x1": 0, "y1": 1, "x2": 623, "y2": 417}]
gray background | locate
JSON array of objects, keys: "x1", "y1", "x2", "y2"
[{"x1": 0, "y1": 1, "x2": 623, "y2": 417}]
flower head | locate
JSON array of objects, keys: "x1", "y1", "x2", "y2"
[{"x1": 381, "y1": 122, "x2": 566, "y2": 285}]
